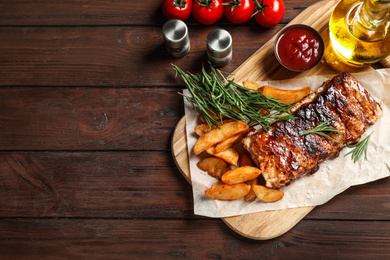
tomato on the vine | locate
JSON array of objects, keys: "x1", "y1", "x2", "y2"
[
  {"x1": 193, "y1": 0, "x2": 224, "y2": 25},
  {"x1": 162, "y1": 0, "x2": 193, "y2": 21},
  {"x1": 223, "y1": 0, "x2": 255, "y2": 24},
  {"x1": 253, "y1": 0, "x2": 285, "y2": 27}
]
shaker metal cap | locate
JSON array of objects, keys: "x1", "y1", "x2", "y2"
[
  {"x1": 207, "y1": 29, "x2": 232, "y2": 59},
  {"x1": 162, "y1": 19, "x2": 189, "y2": 49}
]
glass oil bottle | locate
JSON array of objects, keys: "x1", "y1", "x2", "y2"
[{"x1": 328, "y1": 0, "x2": 390, "y2": 67}]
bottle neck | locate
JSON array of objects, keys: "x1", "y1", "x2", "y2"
[
  {"x1": 360, "y1": 0, "x2": 390, "y2": 28},
  {"x1": 350, "y1": 0, "x2": 390, "y2": 41}
]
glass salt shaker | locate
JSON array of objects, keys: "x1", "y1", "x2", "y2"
[
  {"x1": 206, "y1": 29, "x2": 232, "y2": 67},
  {"x1": 162, "y1": 19, "x2": 190, "y2": 58}
]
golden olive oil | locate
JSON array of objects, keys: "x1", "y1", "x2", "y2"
[{"x1": 329, "y1": 0, "x2": 390, "y2": 66}]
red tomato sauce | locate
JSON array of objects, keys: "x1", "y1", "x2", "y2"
[{"x1": 275, "y1": 27, "x2": 323, "y2": 71}]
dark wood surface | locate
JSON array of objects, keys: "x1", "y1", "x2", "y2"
[{"x1": 0, "y1": 0, "x2": 389, "y2": 259}]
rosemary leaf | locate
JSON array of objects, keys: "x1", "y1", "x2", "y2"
[
  {"x1": 300, "y1": 117, "x2": 343, "y2": 142},
  {"x1": 345, "y1": 134, "x2": 372, "y2": 163}
]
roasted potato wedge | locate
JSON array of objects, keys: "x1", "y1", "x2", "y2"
[
  {"x1": 245, "y1": 178, "x2": 259, "y2": 201},
  {"x1": 252, "y1": 185, "x2": 284, "y2": 202},
  {"x1": 194, "y1": 123, "x2": 215, "y2": 137},
  {"x1": 260, "y1": 85, "x2": 311, "y2": 105},
  {"x1": 205, "y1": 181, "x2": 251, "y2": 200},
  {"x1": 221, "y1": 166, "x2": 261, "y2": 185},
  {"x1": 206, "y1": 147, "x2": 239, "y2": 166},
  {"x1": 195, "y1": 120, "x2": 234, "y2": 137},
  {"x1": 215, "y1": 134, "x2": 242, "y2": 153},
  {"x1": 194, "y1": 120, "x2": 249, "y2": 155},
  {"x1": 243, "y1": 80, "x2": 263, "y2": 91},
  {"x1": 197, "y1": 157, "x2": 231, "y2": 180}
]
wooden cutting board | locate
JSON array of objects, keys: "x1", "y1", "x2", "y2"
[{"x1": 172, "y1": 0, "x2": 390, "y2": 240}]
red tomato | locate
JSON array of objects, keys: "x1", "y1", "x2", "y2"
[
  {"x1": 193, "y1": 0, "x2": 224, "y2": 25},
  {"x1": 253, "y1": 0, "x2": 285, "y2": 27},
  {"x1": 162, "y1": 0, "x2": 193, "y2": 21},
  {"x1": 223, "y1": 0, "x2": 255, "y2": 24}
]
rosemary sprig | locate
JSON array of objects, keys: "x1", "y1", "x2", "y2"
[
  {"x1": 173, "y1": 63, "x2": 294, "y2": 130},
  {"x1": 300, "y1": 117, "x2": 342, "y2": 142},
  {"x1": 345, "y1": 134, "x2": 372, "y2": 163}
]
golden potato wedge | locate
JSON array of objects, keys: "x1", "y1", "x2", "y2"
[
  {"x1": 215, "y1": 134, "x2": 242, "y2": 153},
  {"x1": 197, "y1": 157, "x2": 231, "y2": 180},
  {"x1": 194, "y1": 120, "x2": 234, "y2": 137},
  {"x1": 260, "y1": 85, "x2": 311, "y2": 105},
  {"x1": 194, "y1": 120, "x2": 248, "y2": 155},
  {"x1": 243, "y1": 80, "x2": 263, "y2": 91},
  {"x1": 194, "y1": 123, "x2": 215, "y2": 137},
  {"x1": 252, "y1": 185, "x2": 284, "y2": 202},
  {"x1": 245, "y1": 178, "x2": 259, "y2": 201},
  {"x1": 206, "y1": 147, "x2": 239, "y2": 166},
  {"x1": 238, "y1": 153, "x2": 255, "y2": 167},
  {"x1": 205, "y1": 181, "x2": 251, "y2": 200},
  {"x1": 221, "y1": 166, "x2": 261, "y2": 185}
]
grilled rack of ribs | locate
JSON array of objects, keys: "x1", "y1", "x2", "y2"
[{"x1": 242, "y1": 72, "x2": 383, "y2": 189}]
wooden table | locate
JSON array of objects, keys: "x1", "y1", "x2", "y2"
[{"x1": 0, "y1": 0, "x2": 389, "y2": 258}]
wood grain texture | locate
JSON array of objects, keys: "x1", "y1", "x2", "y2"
[
  {"x1": 0, "y1": 219, "x2": 389, "y2": 259},
  {"x1": 0, "y1": 87, "x2": 182, "y2": 150},
  {"x1": 172, "y1": 117, "x2": 191, "y2": 183}
]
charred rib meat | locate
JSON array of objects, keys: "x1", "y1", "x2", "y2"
[{"x1": 242, "y1": 72, "x2": 382, "y2": 188}]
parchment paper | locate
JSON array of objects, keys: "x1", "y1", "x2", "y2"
[{"x1": 183, "y1": 69, "x2": 390, "y2": 218}]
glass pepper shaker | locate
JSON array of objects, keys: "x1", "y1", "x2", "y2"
[
  {"x1": 206, "y1": 29, "x2": 232, "y2": 67},
  {"x1": 162, "y1": 19, "x2": 190, "y2": 58}
]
